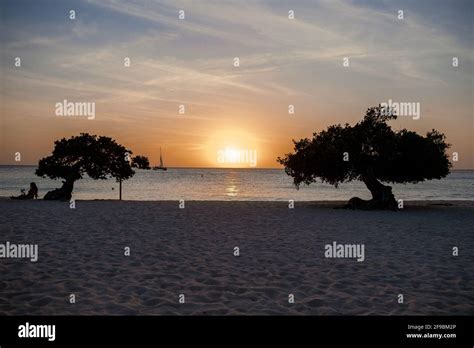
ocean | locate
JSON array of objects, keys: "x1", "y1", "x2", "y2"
[{"x1": 0, "y1": 166, "x2": 472, "y2": 201}]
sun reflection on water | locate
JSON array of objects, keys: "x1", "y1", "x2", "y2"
[{"x1": 225, "y1": 172, "x2": 240, "y2": 197}]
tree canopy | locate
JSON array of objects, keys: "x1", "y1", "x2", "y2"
[
  {"x1": 131, "y1": 155, "x2": 151, "y2": 169},
  {"x1": 36, "y1": 133, "x2": 135, "y2": 200},
  {"x1": 277, "y1": 106, "x2": 451, "y2": 209}
]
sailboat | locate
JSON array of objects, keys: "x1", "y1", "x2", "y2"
[{"x1": 152, "y1": 147, "x2": 168, "y2": 171}]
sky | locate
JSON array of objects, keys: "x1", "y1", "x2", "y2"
[{"x1": 1, "y1": 0, "x2": 473, "y2": 168}]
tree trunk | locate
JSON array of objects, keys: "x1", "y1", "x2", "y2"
[
  {"x1": 43, "y1": 178, "x2": 75, "y2": 201},
  {"x1": 119, "y1": 178, "x2": 122, "y2": 201},
  {"x1": 344, "y1": 170, "x2": 397, "y2": 210}
]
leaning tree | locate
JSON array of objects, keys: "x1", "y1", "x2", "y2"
[
  {"x1": 36, "y1": 133, "x2": 135, "y2": 200},
  {"x1": 277, "y1": 106, "x2": 451, "y2": 210}
]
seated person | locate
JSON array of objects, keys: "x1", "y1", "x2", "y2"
[{"x1": 11, "y1": 182, "x2": 39, "y2": 200}]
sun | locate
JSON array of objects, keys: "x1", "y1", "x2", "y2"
[
  {"x1": 205, "y1": 128, "x2": 260, "y2": 168},
  {"x1": 223, "y1": 148, "x2": 240, "y2": 163}
]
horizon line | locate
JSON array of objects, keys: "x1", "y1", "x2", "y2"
[{"x1": 1, "y1": 164, "x2": 474, "y2": 171}]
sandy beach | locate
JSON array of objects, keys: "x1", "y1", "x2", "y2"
[{"x1": 0, "y1": 199, "x2": 472, "y2": 315}]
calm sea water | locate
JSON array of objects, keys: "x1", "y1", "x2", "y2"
[{"x1": 0, "y1": 166, "x2": 472, "y2": 201}]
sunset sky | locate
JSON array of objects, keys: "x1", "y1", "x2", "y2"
[{"x1": 1, "y1": 0, "x2": 473, "y2": 168}]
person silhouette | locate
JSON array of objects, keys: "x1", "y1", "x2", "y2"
[{"x1": 11, "y1": 182, "x2": 39, "y2": 200}]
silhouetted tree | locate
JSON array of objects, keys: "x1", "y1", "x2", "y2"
[
  {"x1": 277, "y1": 106, "x2": 451, "y2": 210},
  {"x1": 131, "y1": 155, "x2": 151, "y2": 169},
  {"x1": 36, "y1": 133, "x2": 135, "y2": 200}
]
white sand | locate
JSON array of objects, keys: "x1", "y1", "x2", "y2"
[{"x1": 0, "y1": 199, "x2": 472, "y2": 315}]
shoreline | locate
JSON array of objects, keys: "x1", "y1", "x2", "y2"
[
  {"x1": 1, "y1": 198, "x2": 474, "y2": 211},
  {"x1": 2, "y1": 198, "x2": 473, "y2": 203}
]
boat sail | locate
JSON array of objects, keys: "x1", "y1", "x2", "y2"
[{"x1": 153, "y1": 147, "x2": 168, "y2": 171}]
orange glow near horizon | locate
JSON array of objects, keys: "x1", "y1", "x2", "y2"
[{"x1": 204, "y1": 128, "x2": 261, "y2": 168}]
